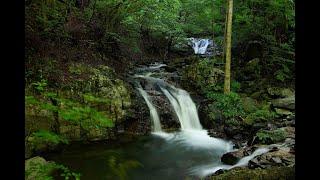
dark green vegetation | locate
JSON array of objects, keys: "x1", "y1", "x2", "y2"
[{"x1": 25, "y1": 0, "x2": 295, "y2": 179}]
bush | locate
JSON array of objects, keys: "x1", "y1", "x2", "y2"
[
  {"x1": 206, "y1": 92, "x2": 245, "y2": 120},
  {"x1": 244, "y1": 109, "x2": 277, "y2": 125},
  {"x1": 255, "y1": 129, "x2": 286, "y2": 144},
  {"x1": 231, "y1": 80, "x2": 241, "y2": 92}
]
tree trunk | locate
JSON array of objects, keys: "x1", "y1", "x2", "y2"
[
  {"x1": 212, "y1": 1, "x2": 215, "y2": 60},
  {"x1": 212, "y1": 1, "x2": 215, "y2": 42},
  {"x1": 221, "y1": 0, "x2": 228, "y2": 67},
  {"x1": 224, "y1": 0, "x2": 233, "y2": 94},
  {"x1": 50, "y1": 97, "x2": 60, "y2": 134}
]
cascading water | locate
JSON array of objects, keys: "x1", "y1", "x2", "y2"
[
  {"x1": 134, "y1": 62, "x2": 271, "y2": 178},
  {"x1": 49, "y1": 62, "x2": 272, "y2": 180},
  {"x1": 189, "y1": 38, "x2": 211, "y2": 55},
  {"x1": 137, "y1": 87, "x2": 162, "y2": 132},
  {"x1": 191, "y1": 147, "x2": 270, "y2": 177},
  {"x1": 160, "y1": 85, "x2": 202, "y2": 130}
]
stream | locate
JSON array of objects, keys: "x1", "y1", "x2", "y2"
[{"x1": 46, "y1": 40, "x2": 270, "y2": 179}]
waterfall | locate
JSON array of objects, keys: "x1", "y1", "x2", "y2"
[
  {"x1": 137, "y1": 88, "x2": 162, "y2": 132},
  {"x1": 160, "y1": 85, "x2": 202, "y2": 130},
  {"x1": 190, "y1": 38, "x2": 210, "y2": 54},
  {"x1": 134, "y1": 63, "x2": 270, "y2": 178}
]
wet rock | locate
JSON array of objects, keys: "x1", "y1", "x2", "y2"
[
  {"x1": 248, "y1": 147, "x2": 295, "y2": 169},
  {"x1": 221, "y1": 150, "x2": 244, "y2": 165},
  {"x1": 271, "y1": 157, "x2": 282, "y2": 164}
]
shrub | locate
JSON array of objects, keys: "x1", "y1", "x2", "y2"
[
  {"x1": 206, "y1": 92, "x2": 245, "y2": 120},
  {"x1": 231, "y1": 80, "x2": 241, "y2": 92},
  {"x1": 244, "y1": 103, "x2": 278, "y2": 125},
  {"x1": 255, "y1": 129, "x2": 286, "y2": 144},
  {"x1": 244, "y1": 109, "x2": 277, "y2": 125}
]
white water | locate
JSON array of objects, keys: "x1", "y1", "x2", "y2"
[
  {"x1": 160, "y1": 85, "x2": 202, "y2": 130},
  {"x1": 191, "y1": 147, "x2": 270, "y2": 177},
  {"x1": 135, "y1": 63, "x2": 270, "y2": 178},
  {"x1": 137, "y1": 88, "x2": 162, "y2": 132},
  {"x1": 190, "y1": 38, "x2": 210, "y2": 54}
]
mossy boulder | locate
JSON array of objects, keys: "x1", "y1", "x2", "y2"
[
  {"x1": 181, "y1": 58, "x2": 224, "y2": 92},
  {"x1": 66, "y1": 63, "x2": 131, "y2": 122},
  {"x1": 242, "y1": 58, "x2": 261, "y2": 80},
  {"x1": 25, "y1": 63, "x2": 132, "y2": 142},
  {"x1": 271, "y1": 96, "x2": 295, "y2": 110},
  {"x1": 25, "y1": 156, "x2": 56, "y2": 180},
  {"x1": 267, "y1": 87, "x2": 294, "y2": 98},
  {"x1": 210, "y1": 166, "x2": 295, "y2": 180}
]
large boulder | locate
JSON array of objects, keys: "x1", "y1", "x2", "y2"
[
  {"x1": 271, "y1": 96, "x2": 295, "y2": 110},
  {"x1": 248, "y1": 147, "x2": 295, "y2": 169},
  {"x1": 25, "y1": 63, "x2": 132, "y2": 142},
  {"x1": 267, "y1": 87, "x2": 294, "y2": 98},
  {"x1": 242, "y1": 58, "x2": 261, "y2": 80},
  {"x1": 209, "y1": 166, "x2": 295, "y2": 180},
  {"x1": 171, "y1": 38, "x2": 194, "y2": 55},
  {"x1": 25, "y1": 156, "x2": 56, "y2": 180},
  {"x1": 221, "y1": 148, "x2": 250, "y2": 165},
  {"x1": 274, "y1": 108, "x2": 294, "y2": 116}
]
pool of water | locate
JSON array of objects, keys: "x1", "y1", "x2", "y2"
[{"x1": 46, "y1": 130, "x2": 234, "y2": 180}]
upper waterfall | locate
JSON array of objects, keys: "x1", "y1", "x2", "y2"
[{"x1": 189, "y1": 38, "x2": 212, "y2": 55}]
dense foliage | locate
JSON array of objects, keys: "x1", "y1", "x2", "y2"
[
  {"x1": 26, "y1": 0, "x2": 294, "y2": 81},
  {"x1": 25, "y1": 0, "x2": 295, "y2": 178}
]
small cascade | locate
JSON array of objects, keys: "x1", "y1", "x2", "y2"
[
  {"x1": 191, "y1": 147, "x2": 270, "y2": 177},
  {"x1": 189, "y1": 38, "x2": 212, "y2": 55},
  {"x1": 160, "y1": 85, "x2": 202, "y2": 130},
  {"x1": 137, "y1": 87, "x2": 162, "y2": 132}
]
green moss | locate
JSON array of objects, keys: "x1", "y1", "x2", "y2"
[
  {"x1": 31, "y1": 130, "x2": 68, "y2": 145},
  {"x1": 182, "y1": 58, "x2": 224, "y2": 93}
]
